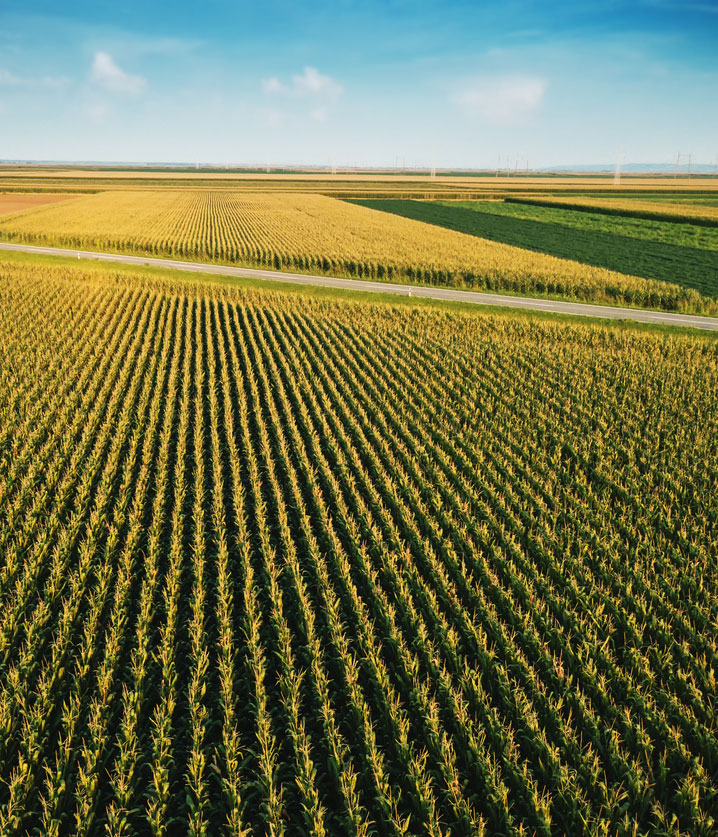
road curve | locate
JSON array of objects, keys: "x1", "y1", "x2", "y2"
[{"x1": 2, "y1": 241, "x2": 718, "y2": 331}]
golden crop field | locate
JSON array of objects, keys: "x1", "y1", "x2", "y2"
[
  {"x1": 0, "y1": 166, "x2": 716, "y2": 196},
  {"x1": 0, "y1": 166, "x2": 716, "y2": 187},
  {"x1": 510, "y1": 195, "x2": 718, "y2": 224},
  {"x1": 0, "y1": 190, "x2": 710, "y2": 312},
  {"x1": 0, "y1": 256, "x2": 716, "y2": 834}
]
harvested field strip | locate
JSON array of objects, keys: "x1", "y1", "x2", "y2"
[{"x1": 0, "y1": 193, "x2": 80, "y2": 217}]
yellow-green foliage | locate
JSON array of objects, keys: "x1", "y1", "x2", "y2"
[
  {"x1": 0, "y1": 190, "x2": 710, "y2": 311},
  {"x1": 0, "y1": 256, "x2": 717, "y2": 834},
  {"x1": 512, "y1": 194, "x2": 718, "y2": 223}
]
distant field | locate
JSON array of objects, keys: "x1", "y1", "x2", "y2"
[
  {"x1": 0, "y1": 166, "x2": 716, "y2": 196},
  {"x1": 356, "y1": 199, "x2": 718, "y2": 299},
  {"x1": 508, "y1": 195, "x2": 718, "y2": 225},
  {"x1": 0, "y1": 256, "x2": 716, "y2": 834},
  {"x1": 642, "y1": 196, "x2": 718, "y2": 206},
  {"x1": 559, "y1": 193, "x2": 718, "y2": 207},
  {"x1": 0, "y1": 189, "x2": 709, "y2": 312},
  {"x1": 0, "y1": 193, "x2": 78, "y2": 216},
  {"x1": 440, "y1": 199, "x2": 718, "y2": 250}
]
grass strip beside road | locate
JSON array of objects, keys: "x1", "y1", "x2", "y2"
[{"x1": 2, "y1": 248, "x2": 717, "y2": 338}]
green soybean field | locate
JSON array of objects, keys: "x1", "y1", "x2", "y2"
[
  {"x1": 0, "y1": 258, "x2": 717, "y2": 836},
  {"x1": 354, "y1": 199, "x2": 718, "y2": 301}
]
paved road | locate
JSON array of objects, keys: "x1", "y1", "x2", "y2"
[{"x1": 2, "y1": 241, "x2": 718, "y2": 331}]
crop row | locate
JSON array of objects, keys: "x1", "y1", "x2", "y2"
[
  {"x1": 0, "y1": 258, "x2": 717, "y2": 834},
  {"x1": 0, "y1": 190, "x2": 710, "y2": 312},
  {"x1": 506, "y1": 196, "x2": 718, "y2": 227},
  {"x1": 355, "y1": 199, "x2": 718, "y2": 299},
  {"x1": 442, "y1": 200, "x2": 718, "y2": 251}
]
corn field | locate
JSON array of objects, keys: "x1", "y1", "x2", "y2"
[
  {"x1": 1, "y1": 258, "x2": 717, "y2": 835},
  {"x1": 507, "y1": 197, "x2": 718, "y2": 226},
  {"x1": 0, "y1": 190, "x2": 710, "y2": 312}
]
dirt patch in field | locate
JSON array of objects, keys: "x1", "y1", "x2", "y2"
[{"x1": 0, "y1": 193, "x2": 79, "y2": 217}]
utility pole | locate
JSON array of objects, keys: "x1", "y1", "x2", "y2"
[{"x1": 687, "y1": 152, "x2": 692, "y2": 179}]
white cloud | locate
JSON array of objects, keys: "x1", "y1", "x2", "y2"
[
  {"x1": 0, "y1": 69, "x2": 69, "y2": 90},
  {"x1": 261, "y1": 66, "x2": 342, "y2": 101},
  {"x1": 262, "y1": 76, "x2": 284, "y2": 94},
  {"x1": 91, "y1": 52, "x2": 145, "y2": 95},
  {"x1": 291, "y1": 66, "x2": 342, "y2": 100},
  {"x1": 260, "y1": 66, "x2": 342, "y2": 124},
  {"x1": 454, "y1": 75, "x2": 547, "y2": 124}
]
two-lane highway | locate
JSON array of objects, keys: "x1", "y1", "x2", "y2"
[{"x1": 2, "y1": 241, "x2": 717, "y2": 330}]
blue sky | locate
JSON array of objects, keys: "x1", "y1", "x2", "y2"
[{"x1": 1, "y1": 1, "x2": 717, "y2": 167}]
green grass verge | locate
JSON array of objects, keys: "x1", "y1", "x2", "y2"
[
  {"x1": 2, "y1": 249, "x2": 716, "y2": 339},
  {"x1": 5, "y1": 232, "x2": 715, "y2": 316}
]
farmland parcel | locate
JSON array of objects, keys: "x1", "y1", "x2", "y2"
[
  {"x1": 0, "y1": 190, "x2": 712, "y2": 312},
  {"x1": 0, "y1": 257, "x2": 716, "y2": 834}
]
